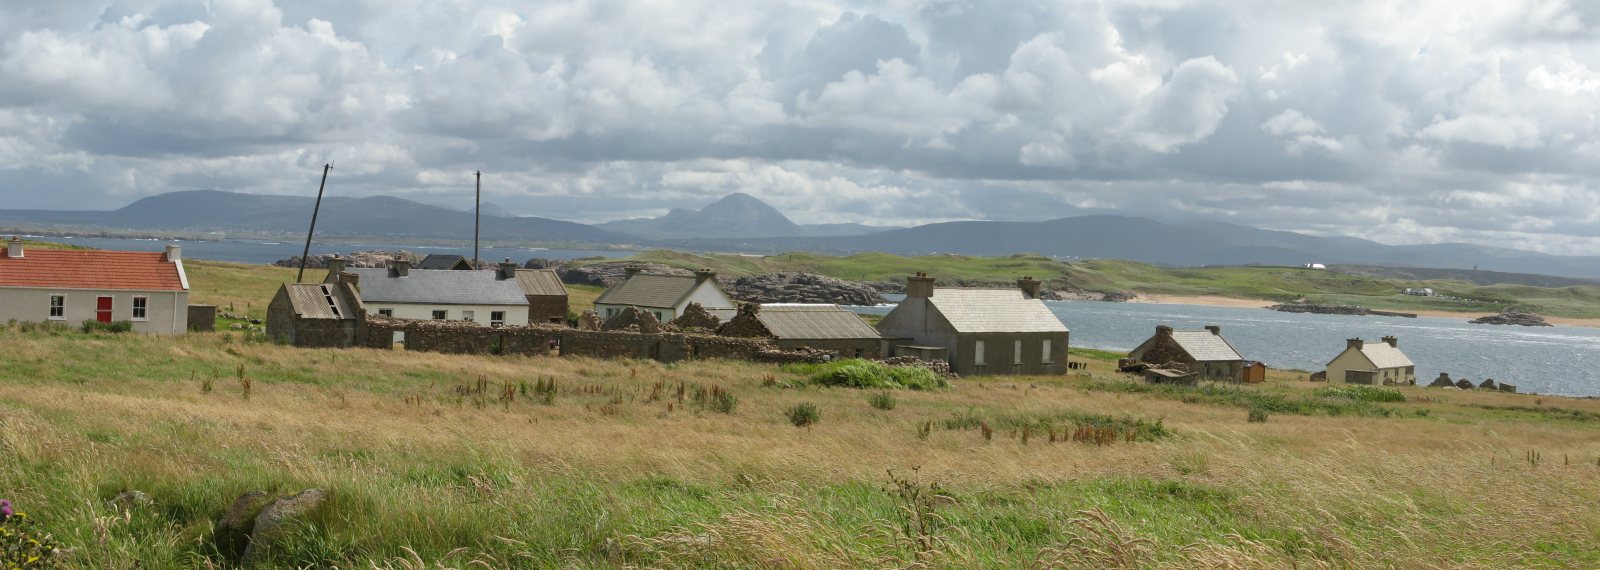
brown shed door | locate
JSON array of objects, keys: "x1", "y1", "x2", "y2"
[{"x1": 96, "y1": 296, "x2": 113, "y2": 323}]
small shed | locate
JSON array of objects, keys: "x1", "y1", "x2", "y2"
[
  {"x1": 266, "y1": 281, "x2": 363, "y2": 347},
  {"x1": 1242, "y1": 361, "x2": 1267, "y2": 383}
]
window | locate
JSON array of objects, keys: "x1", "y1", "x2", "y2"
[
  {"x1": 462, "y1": 310, "x2": 475, "y2": 322},
  {"x1": 377, "y1": 309, "x2": 393, "y2": 317},
  {"x1": 605, "y1": 308, "x2": 617, "y2": 318},
  {"x1": 655, "y1": 311, "x2": 666, "y2": 321},
  {"x1": 132, "y1": 297, "x2": 148, "y2": 320},
  {"x1": 974, "y1": 340, "x2": 986, "y2": 366},
  {"x1": 491, "y1": 311, "x2": 506, "y2": 327},
  {"x1": 48, "y1": 295, "x2": 64, "y2": 319},
  {"x1": 1041, "y1": 339, "x2": 1052, "y2": 363},
  {"x1": 1013, "y1": 339, "x2": 1023, "y2": 365},
  {"x1": 431, "y1": 310, "x2": 447, "y2": 320}
]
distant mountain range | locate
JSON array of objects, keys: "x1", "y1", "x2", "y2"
[
  {"x1": 5, "y1": 189, "x2": 1600, "y2": 279},
  {"x1": 595, "y1": 193, "x2": 894, "y2": 238}
]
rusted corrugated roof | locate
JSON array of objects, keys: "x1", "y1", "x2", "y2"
[
  {"x1": 284, "y1": 283, "x2": 355, "y2": 320},
  {"x1": 515, "y1": 269, "x2": 568, "y2": 296},
  {"x1": 0, "y1": 248, "x2": 185, "y2": 291},
  {"x1": 755, "y1": 304, "x2": 881, "y2": 340}
]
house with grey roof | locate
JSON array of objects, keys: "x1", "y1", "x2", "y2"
[
  {"x1": 1325, "y1": 336, "x2": 1416, "y2": 385},
  {"x1": 593, "y1": 267, "x2": 735, "y2": 322},
  {"x1": 1127, "y1": 325, "x2": 1246, "y2": 381},
  {"x1": 720, "y1": 303, "x2": 884, "y2": 358},
  {"x1": 876, "y1": 274, "x2": 1069, "y2": 376},
  {"x1": 265, "y1": 279, "x2": 364, "y2": 347},
  {"x1": 341, "y1": 258, "x2": 533, "y2": 327},
  {"x1": 417, "y1": 254, "x2": 473, "y2": 270}
]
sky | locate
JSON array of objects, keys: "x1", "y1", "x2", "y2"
[{"x1": 1, "y1": 1, "x2": 1598, "y2": 254}]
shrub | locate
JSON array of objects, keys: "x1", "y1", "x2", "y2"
[
  {"x1": 808, "y1": 359, "x2": 948, "y2": 390},
  {"x1": 1247, "y1": 408, "x2": 1269, "y2": 423},
  {"x1": 81, "y1": 320, "x2": 133, "y2": 333},
  {"x1": 787, "y1": 402, "x2": 821, "y2": 427},
  {"x1": 692, "y1": 385, "x2": 738, "y2": 414},
  {"x1": 1316, "y1": 385, "x2": 1407, "y2": 403},
  {"x1": 868, "y1": 391, "x2": 897, "y2": 411}
]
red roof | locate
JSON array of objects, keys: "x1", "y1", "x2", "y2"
[{"x1": 0, "y1": 248, "x2": 186, "y2": 291}]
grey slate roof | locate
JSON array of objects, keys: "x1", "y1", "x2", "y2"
[
  {"x1": 348, "y1": 268, "x2": 527, "y2": 306},
  {"x1": 594, "y1": 273, "x2": 702, "y2": 309},
  {"x1": 1169, "y1": 331, "x2": 1244, "y2": 362},
  {"x1": 515, "y1": 269, "x2": 568, "y2": 296},
  {"x1": 284, "y1": 283, "x2": 355, "y2": 320},
  {"x1": 756, "y1": 304, "x2": 881, "y2": 340},
  {"x1": 927, "y1": 288, "x2": 1069, "y2": 333},
  {"x1": 417, "y1": 254, "x2": 472, "y2": 270},
  {"x1": 1359, "y1": 342, "x2": 1414, "y2": 369}
]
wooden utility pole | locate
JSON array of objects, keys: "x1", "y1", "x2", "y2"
[
  {"x1": 297, "y1": 163, "x2": 332, "y2": 283},
  {"x1": 473, "y1": 171, "x2": 481, "y2": 270}
]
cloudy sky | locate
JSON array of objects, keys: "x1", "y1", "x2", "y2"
[{"x1": 2, "y1": 1, "x2": 1598, "y2": 253}]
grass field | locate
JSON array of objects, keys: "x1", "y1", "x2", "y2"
[
  {"x1": 3, "y1": 323, "x2": 1599, "y2": 568},
  {"x1": 591, "y1": 251, "x2": 1600, "y2": 319}
]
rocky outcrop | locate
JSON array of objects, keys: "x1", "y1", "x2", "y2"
[
  {"x1": 1101, "y1": 290, "x2": 1137, "y2": 302},
  {"x1": 723, "y1": 272, "x2": 885, "y2": 306},
  {"x1": 1468, "y1": 311, "x2": 1553, "y2": 327},
  {"x1": 273, "y1": 250, "x2": 419, "y2": 268},
  {"x1": 1268, "y1": 303, "x2": 1374, "y2": 315},
  {"x1": 558, "y1": 262, "x2": 690, "y2": 287}
]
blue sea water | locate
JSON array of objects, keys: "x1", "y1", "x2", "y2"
[{"x1": 852, "y1": 300, "x2": 1600, "y2": 397}]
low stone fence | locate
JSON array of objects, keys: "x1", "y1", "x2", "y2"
[{"x1": 360, "y1": 316, "x2": 829, "y2": 364}]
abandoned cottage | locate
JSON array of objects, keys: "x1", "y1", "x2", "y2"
[
  {"x1": 876, "y1": 274, "x2": 1069, "y2": 376},
  {"x1": 1325, "y1": 336, "x2": 1416, "y2": 385},
  {"x1": 593, "y1": 267, "x2": 736, "y2": 322},
  {"x1": 719, "y1": 303, "x2": 884, "y2": 358},
  {"x1": 1127, "y1": 325, "x2": 1246, "y2": 381},
  {"x1": 0, "y1": 237, "x2": 190, "y2": 334},
  {"x1": 265, "y1": 279, "x2": 363, "y2": 347}
]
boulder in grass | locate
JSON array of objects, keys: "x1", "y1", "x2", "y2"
[
  {"x1": 108, "y1": 490, "x2": 153, "y2": 511},
  {"x1": 216, "y1": 491, "x2": 274, "y2": 563},
  {"x1": 240, "y1": 489, "x2": 328, "y2": 567}
]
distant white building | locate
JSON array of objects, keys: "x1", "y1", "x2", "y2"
[
  {"x1": 1402, "y1": 287, "x2": 1436, "y2": 297},
  {"x1": 1303, "y1": 263, "x2": 1327, "y2": 270}
]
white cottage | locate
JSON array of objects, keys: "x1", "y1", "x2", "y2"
[
  {"x1": 0, "y1": 237, "x2": 189, "y2": 334},
  {"x1": 1325, "y1": 336, "x2": 1416, "y2": 385},
  {"x1": 593, "y1": 268, "x2": 735, "y2": 322},
  {"x1": 344, "y1": 258, "x2": 531, "y2": 327}
]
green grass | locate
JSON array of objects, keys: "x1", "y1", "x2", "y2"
[
  {"x1": 794, "y1": 359, "x2": 950, "y2": 390},
  {"x1": 1075, "y1": 378, "x2": 1401, "y2": 418}
]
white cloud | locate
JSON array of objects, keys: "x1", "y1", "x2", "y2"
[{"x1": 1417, "y1": 114, "x2": 1543, "y2": 149}]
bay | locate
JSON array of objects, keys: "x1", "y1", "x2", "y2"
[{"x1": 24, "y1": 235, "x2": 629, "y2": 265}]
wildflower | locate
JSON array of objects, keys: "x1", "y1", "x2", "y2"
[{"x1": 0, "y1": 499, "x2": 11, "y2": 522}]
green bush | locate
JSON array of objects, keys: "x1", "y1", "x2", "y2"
[
  {"x1": 1247, "y1": 408, "x2": 1269, "y2": 423},
  {"x1": 868, "y1": 391, "x2": 897, "y2": 411},
  {"x1": 787, "y1": 402, "x2": 821, "y2": 427},
  {"x1": 1315, "y1": 385, "x2": 1407, "y2": 403},
  {"x1": 81, "y1": 320, "x2": 133, "y2": 334},
  {"x1": 807, "y1": 359, "x2": 948, "y2": 390}
]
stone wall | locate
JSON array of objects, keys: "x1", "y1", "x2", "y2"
[
  {"x1": 775, "y1": 338, "x2": 883, "y2": 359},
  {"x1": 670, "y1": 302, "x2": 721, "y2": 331},
  {"x1": 358, "y1": 316, "x2": 825, "y2": 364},
  {"x1": 188, "y1": 305, "x2": 217, "y2": 332},
  {"x1": 527, "y1": 295, "x2": 568, "y2": 325}
]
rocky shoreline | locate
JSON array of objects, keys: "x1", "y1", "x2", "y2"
[{"x1": 1266, "y1": 303, "x2": 1416, "y2": 318}]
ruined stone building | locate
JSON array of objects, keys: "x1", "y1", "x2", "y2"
[
  {"x1": 876, "y1": 274, "x2": 1069, "y2": 376},
  {"x1": 593, "y1": 267, "x2": 735, "y2": 322},
  {"x1": 516, "y1": 268, "x2": 569, "y2": 325},
  {"x1": 344, "y1": 258, "x2": 535, "y2": 327},
  {"x1": 718, "y1": 303, "x2": 884, "y2": 358},
  {"x1": 1127, "y1": 325, "x2": 1246, "y2": 381},
  {"x1": 265, "y1": 280, "x2": 363, "y2": 347},
  {"x1": 1325, "y1": 336, "x2": 1416, "y2": 385},
  {"x1": 416, "y1": 254, "x2": 473, "y2": 270}
]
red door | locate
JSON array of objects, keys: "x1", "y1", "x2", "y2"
[{"x1": 96, "y1": 296, "x2": 113, "y2": 323}]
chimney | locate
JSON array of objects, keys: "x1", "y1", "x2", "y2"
[
  {"x1": 326, "y1": 255, "x2": 346, "y2": 276},
  {"x1": 499, "y1": 257, "x2": 518, "y2": 280},
  {"x1": 624, "y1": 265, "x2": 643, "y2": 278},
  {"x1": 1156, "y1": 325, "x2": 1174, "y2": 337},
  {"x1": 905, "y1": 272, "x2": 936, "y2": 299},
  {"x1": 1017, "y1": 276, "x2": 1042, "y2": 299},
  {"x1": 5, "y1": 236, "x2": 21, "y2": 258},
  {"x1": 391, "y1": 258, "x2": 410, "y2": 277},
  {"x1": 1204, "y1": 325, "x2": 1221, "y2": 336},
  {"x1": 1347, "y1": 338, "x2": 1364, "y2": 350},
  {"x1": 1381, "y1": 335, "x2": 1398, "y2": 348},
  {"x1": 694, "y1": 268, "x2": 717, "y2": 285},
  {"x1": 163, "y1": 243, "x2": 181, "y2": 262}
]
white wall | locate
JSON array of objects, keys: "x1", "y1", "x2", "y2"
[
  {"x1": 366, "y1": 303, "x2": 529, "y2": 326},
  {"x1": 0, "y1": 287, "x2": 187, "y2": 334},
  {"x1": 677, "y1": 281, "x2": 735, "y2": 313}
]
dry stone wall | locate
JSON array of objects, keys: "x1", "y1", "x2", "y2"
[{"x1": 359, "y1": 316, "x2": 827, "y2": 364}]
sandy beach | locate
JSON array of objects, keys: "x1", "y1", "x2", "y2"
[{"x1": 1129, "y1": 293, "x2": 1600, "y2": 329}]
